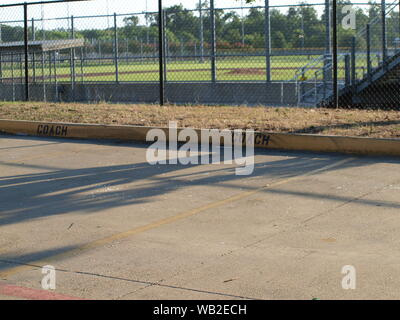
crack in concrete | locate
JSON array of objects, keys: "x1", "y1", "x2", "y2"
[{"x1": 0, "y1": 259, "x2": 258, "y2": 300}]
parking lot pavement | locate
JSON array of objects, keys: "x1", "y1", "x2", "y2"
[{"x1": 0, "y1": 134, "x2": 399, "y2": 300}]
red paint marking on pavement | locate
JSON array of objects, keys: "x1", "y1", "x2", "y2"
[{"x1": 0, "y1": 284, "x2": 85, "y2": 300}]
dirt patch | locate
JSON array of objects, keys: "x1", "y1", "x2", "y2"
[
  {"x1": 0, "y1": 102, "x2": 399, "y2": 139},
  {"x1": 225, "y1": 68, "x2": 266, "y2": 75}
]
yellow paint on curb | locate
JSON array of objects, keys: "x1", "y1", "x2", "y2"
[{"x1": 0, "y1": 119, "x2": 399, "y2": 156}]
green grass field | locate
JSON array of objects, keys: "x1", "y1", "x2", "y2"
[{"x1": 0, "y1": 54, "x2": 372, "y2": 83}]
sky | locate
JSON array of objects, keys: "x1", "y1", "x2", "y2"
[{"x1": 0, "y1": 0, "x2": 376, "y2": 30}]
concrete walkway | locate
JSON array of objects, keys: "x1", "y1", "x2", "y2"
[{"x1": 0, "y1": 135, "x2": 399, "y2": 300}]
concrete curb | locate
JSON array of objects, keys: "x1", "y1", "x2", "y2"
[{"x1": 0, "y1": 119, "x2": 399, "y2": 157}]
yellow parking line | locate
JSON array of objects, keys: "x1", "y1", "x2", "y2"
[{"x1": 0, "y1": 157, "x2": 354, "y2": 279}]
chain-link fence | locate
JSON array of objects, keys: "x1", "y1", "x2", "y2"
[
  {"x1": 337, "y1": 0, "x2": 400, "y2": 109},
  {"x1": 0, "y1": 0, "x2": 398, "y2": 109}
]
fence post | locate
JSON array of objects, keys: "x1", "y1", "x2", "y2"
[
  {"x1": 366, "y1": 24, "x2": 371, "y2": 80},
  {"x1": 11, "y1": 54, "x2": 15, "y2": 101},
  {"x1": 381, "y1": 0, "x2": 387, "y2": 63},
  {"x1": 48, "y1": 52, "x2": 52, "y2": 83},
  {"x1": 113, "y1": 13, "x2": 119, "y2": 83},
  {"x1": 54, "y1": 51, "x2": 58, "y2": 101},
  {"x1": 210, "y1": 0, "x2": 216, "y2": 82},
  {"x1": 264, "y1": 0, "x2": 271, "y2": 82},
  {"x1": 80, "y1": 47, "x2": 84, "y2": 83},
  {"x1": 199, "y1": 0, "x2": 204, "y2": 63},
  {"x1": 70, "y1": 15, "x2": 76, "y2": 96},
  {"x1": 0, "y1": 55, "x2": 2, "y2": 84},
  {"x1": 0, "y1": 24, "x2": 2, "y2": 84},
  {"x1": 158, "y1": 0, "x2": 165, "y2": 105},
  {"x1": 344, "y1": 54, "x2": 350, "y2": 86},
  {"x1": 180, "y1": 38, "x2": 184, "y2": 59},
  {"x1": 140, "y1": 38, "x2": 144, "y2": 61},
  {"x1": 125, "y1": 38, "x2": 129, "y2": 62},
  {"x1": 324, "y1": 0, "x2": 332, "y2": 83},
  {"x1": 24, "y1": 2, "x2": 29, "y2": 101},
  {"x1": 154, "y1": 37, "x2": 156, "y2": 59},
  {"x1": 351, "y1": 36, "x2": 356, "y2": 85},
  {"x1": 42, "y1": 52, "x2": 46, "y2": 101},
  {"x1": 325, "y1": 0, "x2": 331, "y2": 54},
  {"x1": 332, "y1": 0, "x2": 338, "y2": 108},
  {"x1": 32, "y1": 18, "x2": 36, "y2": 83},
  {"x1": 32, "y1": 18, "x2": 35, "y2": 40},
  {"x1": 163, "y1": 11, "x2": 167, "y2": 82},
  {"x1": 20, "y1": 54, "x2": 23, "y2": 84}
]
